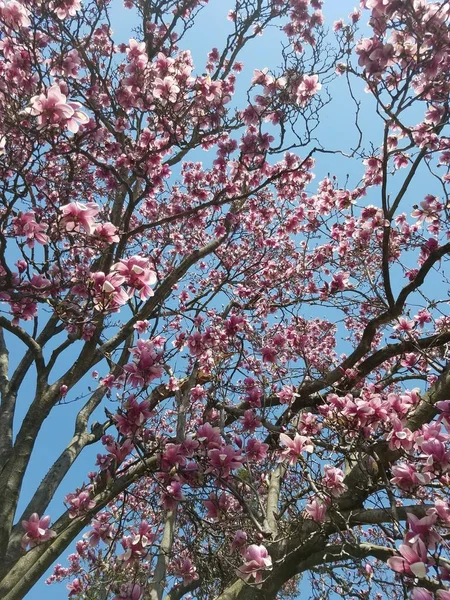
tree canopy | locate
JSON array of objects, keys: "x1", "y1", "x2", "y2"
[{"x1": 1, "y1": 1, "x2": 450, "y2": 600}]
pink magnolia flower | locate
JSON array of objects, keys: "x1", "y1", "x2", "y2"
[
  {"x1": 204, "y1": 491, "x2": 235, "y2": 521},
  {"x1": 421, "y1": 438, "x2": 450, "y2": 472},
  {"x1": 245, "y1": 438, "x2": 269, "y2": 462},
  {"x1": 261, "y1": 345, "x2": 277, "y2": 363},
  {"x1": 279, "y1": 432, "x2": 314, "y2": 465},
  {"x1": 90, "y1": 271, "x2": 129, "y2": 312},
  {"x1": 51, "y1": 0, "x2": 82, "y2": 20},
  {"x1": 330, "y1": 271, "x2": 350, "y2": 293},
  {"x1": 113, "y1": 395, "x2": 152, "y2": 436},
  {"x1": 67, "y1": 578, "x2": 83, "y2": 597},
  {"x1": 322, "y1": 465, "x2": 346, "y2": 497},
  {"x1": 160, "y1": 443, "x2": 187, "y2": 471},
  {"x1": 94, "y1": 222, "x2": 120, "y2": 243},
  {"x1": 153, "y1": 76, "x2": 180, "y2": 103},
  {"x1": 196, "y1": 422, "x2": 222, "y2": 448},
  {"x1": 386, "y1": 418, "x2": 414, "y2": 451},
  {"x1": 113, "y1": 255, "x2": 157, "y2": 300},
  {"x1": 120, "y1": 520, "x2": 156, "y2": 562},
  {"x1": 405, "y1": 513, "x2": 440, "y2": 551},
  {"x1": 65, "y1": 489, "x2": 95, "y2": 518},
  {"x1": 437, "y1": 591, "x2": 450, "y2": 600},
  {"x1": 187, "y1": 331, "x2": 205, "y2": 356},
  {"x1": 25, "y1": 84, "x2": 88, "y2": 132},
  {"x1": 296, "y1": 74, "x2": 321, "y2": 106},
  {"x1": 60, "y1": 201, "x2": 99, "y2": 235},
  {"x1": 390, "y1": 463, "x2": 432, "y2": 490},
  {"x1": 277, "y1": 385, "x2": 296, "y2": 405},
  {"x1": 0, "y1": 0, "x2": 31, "y2": 28},
  {"x1": 12, "y1": 211, "x2": 49, "y2": 247},
  {"x1": 123, "y1": 339, "x2": 163, "y2": 387},
  {"x1": 411, "y1": 589, "x2": 433, "y2": 600},
  {"x1": 237, "y1": 544, "x2": 272, "y2": 585},
  {"x1": 240, "y1": 409, "x2": 262, "y2": 433},
  {"x1": 134, "y1": 320, "x2": 149, "y2": 334},
  {"x1": 83, "y1": 515, "x2": 113, "y2": 547},
  {"x1": 437, "y1": 400, "x2": 450, "y2": 431},
  {"x1": 230, "y1": 530, "x2": 247, "y2": 552},
  {"x1": 305, "y1": 497, "x2": 328, "y2": 522},
  {"x1": 161, "y1": 480, "x2": 184, "y2": 509},
  {"x1": 171, "y1": 556, "x2": 198, "y2": 585},
  {"x1": 104, "y1": 438, "x2": 133, "y2": 464},
  {"x1": 387, "y1": 540, "x2": 430, "y2": 578},
  {"x1": 207, "y1": 445, "x2": 243, "y2": 476},
  {"x1": 393, "y1": 317, "x2": 415, "y2": 333},
  {"x1": 430, "y1": 499, "x2": 450, "y2": 524},
  {"x1": 21, "y1": 513, "x2": 56, "y2": 549}
]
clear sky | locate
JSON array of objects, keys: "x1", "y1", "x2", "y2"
[{"x1": 18, "y1": 1, "x2": 425, "y2": 598}]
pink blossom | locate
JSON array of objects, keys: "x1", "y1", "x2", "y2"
[
  {"x1": 411, "y1": 589, "x2": 433, "y2": 600},
  {"x1": 322, "y1": 465, "x2": 346, "y2": 497},
  {"x1": 330, "y1": 271, "x2": 350, "y2": 293},
  {"x1": 245, "y1": 384, "x2": 262, "y2": 408},
  {"x1": 261, "y1": 345, "x2": 277, "y2": 363},
  {"x1": 21, "y1": 513, "x2": 56, "y2": 549},
  {"x1": 67, "y1": 578, "x2": 83, "y2": 597},
  {"x1": 113, "y1": 255, "x2": 157, "y2": 300},
  {"x1": 161, "y1": 480, "x2": 184, "y2": 509},
  {"x1": 240, "y1": 409, "x2": 262, "y2": 433},
  {"x1": 153, "y1": 76, "x2": 180, "y2": 103},
  {"x1": 51, "y1": 0, "x2": 82, "y2": 20},
  {"x1": 196, "y1": 422, "x2": 222, "y2": 448},
  {"x1": 430, "y1": 499, "x2": 450, "y2": 524},
  {"x1": 83, "y1": 515, "x2": 113, "y2": 547},
  {"x1": 171, "y1": 556, "x2": 198, "y2": 585},
  {"x1": 113, "y1": 395, "x2": 152, "y2": 436},
  {"x1": 134, "y1": 320, "x2": 149, "y2": 334},
  {"x1": 65, "y1": 489, "x2": 95, "y2": 518},
  {"x1": 391, "y1": 463, "x2": 432, "y2": 490},
  {"x1": 237, "y1": 544, "x2": 272, "y2": 585},
  {"x1": 60, "y1": 202, "x2": 99, "y2": 235},
  {"x1": 305, "y1": 497, "x2": 328, "y2": 522},
  {"x1": 230, "y1": 530, "x2": 248, "y2": 552},
  {"x1": 204, "y1": 491, "x2": 235, "y2": 520},
  {"x1": 12, "y1": 212, "x2": 49, "y2": 247},
  {"x1": 245, "y1": 438, "x2": 268, "y2": 462},
  {"x1": 279, "y1": 432, "x2": 314, "y2": 465},
  {"x1": 405, "y1": 513, "x2": 440, "y2": 551},
  {"x1": 112, "y1": 584, "x2": 142, "y2": 600},
  {"x1": 187, "y1": 332, "x2": 204, "y2": 356},
  {"x1": 120, "y1": 520, "x2": 155, "y2": 562},
  {"x1": 387, "y1": 540, "x2": 430, "y2": 578},
  {"x1": 277, "y1": 385, "x2": 296, "y2": 405},
  {"x1": 296, "y1": 74, "x2": 321, "y2": 106},
  {"x1": 386, "y1": 419, "x2": 414, "y2": 451},
  {"x1": 123, "y1": 339, "x2": 163, "y2": 387},
  {"x1": 94, "y1": 222, "x2": 120, "y2": 243},
  {"x1": 90, "y1": 271, "x2": 129, "y2": 312},
  {"x1": 161, "y1": 443, "x2": 187, "y2": 471},
  {"x1": 207, "y1": 445, "x2": 243, "y2": 476},
  {"x1": 421, "y1": 438, "x2": 450, "y2": 472},
  {"x1": 25, "y1": 84, "x2": 88, "y2": 132},
  {"x1": 393, "y1": 317, "x2": 415, "y2": 333},
  {"x1": 0, "y1": 0, "x2": 31, "y2": 28},
  {"x1": 356, "y1": 37, "x2": 394, "y2": 75}
]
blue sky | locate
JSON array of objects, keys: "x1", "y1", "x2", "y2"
[{"x1": 17, "y1": 1, "x2": 436, "y2": 598}]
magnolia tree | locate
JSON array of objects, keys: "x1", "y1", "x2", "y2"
[{"x1": 1, "y1": 0, "x2": 450, "y2": 599}]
